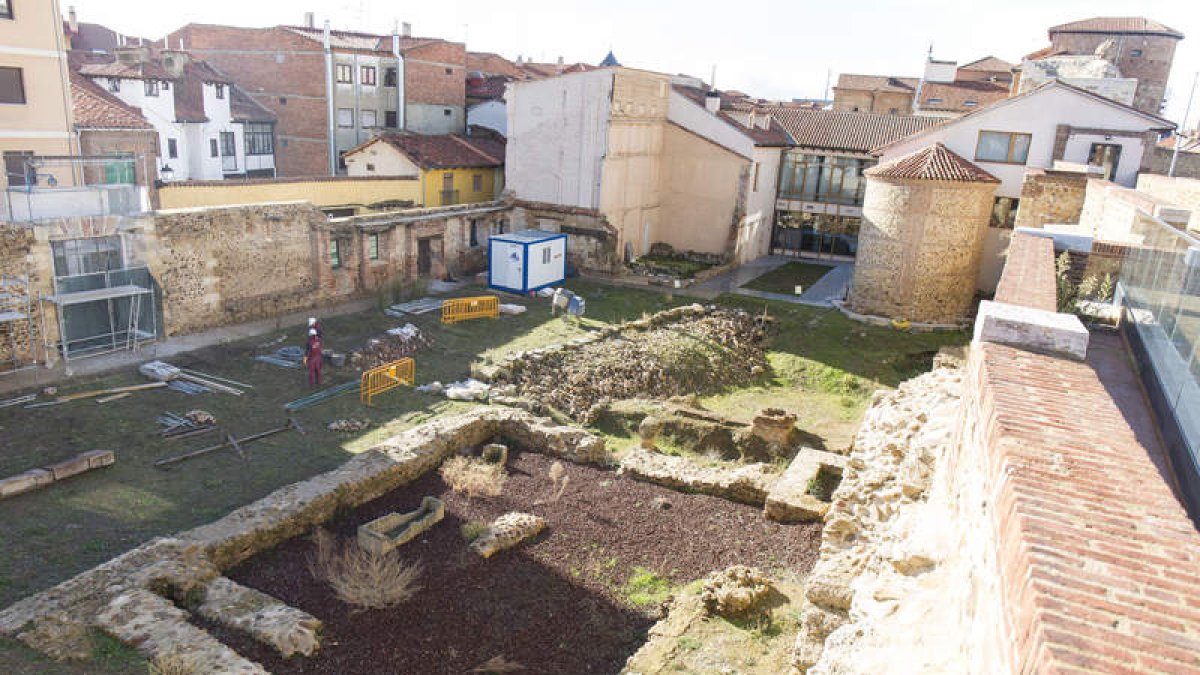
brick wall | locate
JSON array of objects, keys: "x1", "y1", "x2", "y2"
[
  {"x1": 404, "y1": 41, "x2": 466, "y2": 107},
  {"x1": 78, "y1": 129, "x2": 159, "y2": 204},
  {"x1": 511, "y1": 200, "x2": 620, "y2": 273},
  {"x1": 1049, "y1": 32, "x2": 1180, "y2": 114},
  {"x1": 959, "y1": 230, "x2": 1200, "y2": 673},
  {"x1": 831, "y1": 89, "x2": 913, "y2": 114},
  {"x1": 1013, "y1": 169, "x2": 1088, "y2": 230}
]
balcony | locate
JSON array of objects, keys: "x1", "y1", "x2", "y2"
[{"x1": 439, "y1": 189, "x2": 460, "y2": 206}]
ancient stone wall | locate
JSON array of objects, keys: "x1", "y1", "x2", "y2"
[
  {"x1": 848, "y1": 177, "x2": 995, "y2": 323},
  {"x1": 1012, "y1": 169, "x2": 1088, "y2": 229},
  {"x1": 1146, "y1": 147, "x2": 1200, "y2": 182},
  {"x1": 510, "y1": 200, "x2": 620, "y2": 272},
  {"x1": 0, "y1": 224, "x2": 39, "y2": 366}
]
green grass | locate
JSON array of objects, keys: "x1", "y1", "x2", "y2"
[
  {"x1": 741, "y1": 262, "x2": 835, "y2": 295},
  {"x1": 622, "y1": 566, "x2": 675, "y2": 607}
]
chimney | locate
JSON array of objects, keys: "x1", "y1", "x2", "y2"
[
  {"x1": 705, "y1": 90, "x2": 720, "y2": 114},
  {"x1": 401, "y1": 22, "x2": 411, "y2": 38},
  {"x1": 67, "y1": 6, "x2": 78, "y2": 33},
  {"x1": 160, "y1": 49, "x2": 190, "y2": 77},
  {"x1": 922, "y1": 57, "x2": 957, "y2": 84},
  {"x1": 516, "y1": 54, "x2": 523, "y2": 65},
  {"x1": 114, "y1": 44, "x2": 150, "y2": 65},
  {"x1": 304, "y1": 12, "x2": 315, "y2": 28}
]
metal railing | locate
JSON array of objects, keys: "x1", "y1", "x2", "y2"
[{"x1": 441, "y1": 296, "x2": 498, "y2": 324}]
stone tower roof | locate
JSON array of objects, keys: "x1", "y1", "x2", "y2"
[
  {"x1": 1048, "y1": 17, "x2": 1183, "y2": 39},
  {"x1": 864, "y1": 142, "x2": 999, "y2": 183}
]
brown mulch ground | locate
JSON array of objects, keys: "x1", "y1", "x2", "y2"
[{"x1": 208, "y1": 450, "x2": 822, "y2": 675}]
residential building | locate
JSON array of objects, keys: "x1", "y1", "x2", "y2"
[
  {"x1": 75, "y1": 45, "x2": 277, "y2": 182},
  {"x1": 169, "y1": 21, "x2": 467, "y2": 176},
  {"x1": 69, "y1": 71, "x2": 158, "y2": 192},
  {"x1": 506, "y1": 67, "x2": 790, "y2": 262},
  {"x1": 466, "y1": 74, "x2": 511, "y2": 136},
  {"x1": 343, "y1": 132, "x2": 504, "y2": 207},
  {"x1": 832, "y1": 74, "x2": 919, "y2": 115},
  {"x1": 834, "y1": 56, "x2": 1011, "y2": 118},
  {"x1": 766, "y1": 108, "x2": 942, "y2": 257},
  {"x1": 1015, "y1": 47, "x2": 1139, "y2": 106},
  {"x1": 0, "y1": 0, "x2": 76, "y2": 192},
  {"x1": 1043, "y1": 17, "x2": 1184, "y2": 114},
  {"x1": 872, "y1": 79, "x2": 1175, "y2": 289}
]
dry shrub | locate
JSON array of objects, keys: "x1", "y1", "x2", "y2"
[
  {"x1": 549, "y1": 461, "x2": 570, "y2": 503},
  {"x1": 148, "y1": 653, "x2": 198, "y2": 675},
  {"x1": 471, "y1": 654, "x2": 524, "y2": 673},
  {"x1": 308, "y1": 528, "x2": 423, "y2": 610},
  {"x1": 439, "y1": 455, "x2": 506, "y2": 502}
]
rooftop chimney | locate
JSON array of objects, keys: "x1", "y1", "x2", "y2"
[
  {"x1": 705, "y1": 90, "x2": 720, "y2": 114},
  {"x1": 922, "y1": 57, "x2": 957, "y2": 84},
  {"x1": 160, "y1": 49, "x2": 190, "y2": 77},
  {"x1": 556, "y1": 55, "x2": 564, "y2": 74},
  {"x1": 401, "y1": 22, "x2": 411, "y2": 38},
  {"x1": 114, "y1": 44, "x2": 150, "y2": 65},
  {"x1": 304, "y1": 12, "x2": 315, "y2": 28},
  {"x1": 67, "y1": 6, "x2": 78, "y2": 33}
]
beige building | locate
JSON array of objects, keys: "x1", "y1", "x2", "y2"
[{"x1": 0, "y1": 0, "x2": 76, "y2": 193}]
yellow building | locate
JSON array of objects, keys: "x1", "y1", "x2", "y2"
[
  {"x1": 0, "y1": 0, "x2": 76, "y2": 192},
  {"x1": 344, "y1": 132, "x2": 504, "y2": 207}
]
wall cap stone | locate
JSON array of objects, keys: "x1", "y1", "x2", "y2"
[{"x1": 973, "y1": 299, "x2": 1089, "y2": 360}]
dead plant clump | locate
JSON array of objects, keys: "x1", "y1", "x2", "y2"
[
  {"x1": 471, "y1": 654, "x2": 524, "y2": 673},
  {"x1": 502, "y1": 309, "x2": 768, "y2": 421},
  {"x1": 308, "y1": 528, "x2": 423, "y2": 610},
  {"x1": 440, "y1": 455, "x2": 507, "y2": 502},
  {"x1": 537, "y1": 461, "x2": 570, "y2": 505},
  {"x1": 148, "y1": 653, "x2": 199, "y2": 675}
]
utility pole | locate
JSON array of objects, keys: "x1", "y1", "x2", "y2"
[{"x1": 1169, "y1": 71, "x2": 1198, "y2": 178}]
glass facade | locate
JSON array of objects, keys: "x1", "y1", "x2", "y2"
[
  {"x1": 772, "y1": 151, "x2": 873, "y2": 258},
  {"x1": 778, "y1": 153, "x2": 871, "y2": 206}
]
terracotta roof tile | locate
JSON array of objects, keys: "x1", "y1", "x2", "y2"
[
  {"x1": 78, "y1": 59, "x2": 176, "y2": 81},
  {"x1": 466, "y1": 75, "x2": 511, "y2": 102},
  {"x1": 959, "y1": 56, "x2": 1015, "y2": 72},
  {"x1": 919, "y1": 80, "x2": 1011, "y2": 112},
  {"x1": 865, "y1": 142, "x2": 999, "y2": 183},
  {"x1": 69, "y1": 72, "x2": 152, "y2": 130},
  {"x1": 467, "y1": 52, "x2": 525, "y2": 78},
  {"x1": 834, "y1": 74, "x2": 919, "y2": 94},
  {"x1": 1049, "y1": 17, "x2": 1183, "y2": 38},
  {"x1": 365, "y1": 133, "x2": 505, "y2": 169},
  {"x1": 767, "y1": 108, "x2": 942, "y2": 153},
  {"x1": 671, "y1": 85, "x2": 792, "y2": 147},
  {"x1": 281, "y1": 26, "x2": 459, "y2": 54}
]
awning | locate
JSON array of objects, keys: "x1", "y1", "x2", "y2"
[{"x1": 42, "y1": 284, "x2": 151, "y2": 306}]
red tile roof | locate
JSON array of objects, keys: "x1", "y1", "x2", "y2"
[
  {"x1": 466, "y1": 75, "x2": 511, "y2": 102},
  {"x1": 671, "y1": 85, "x2": 792, "y2": 147},
  {"x1": 1158, "y1": 134, "x2": 1200, "y2": 154},
  {"x1": 363, "y1": 133, "x2": 505, "y2": 169},
  {"x1": 865, "y1": 142, "x2": 999, "y2": 183},
  {"x1": 280, "y1": 26, "x2": 456, "y2": 54},
  {"x1": 229, "y1": 84, "x2": 277, "y2": 123},
  {"x1": 834, "y1": 74, "x2": 919, "y2": 94},
  {"x1": 78, "y1": 58, "x2": 177, "y2": 81},
  {"x1": 1049, "y1": 17, "x2": 1183, "y2": 38},
  {"x1": 959, "y1": 56, "x2": 1015, "y2": 72},
  {"x1": 767, "y1": 108, "x2": 942, "y2": 154},
  {"x1": 919, "y1": 80, "x2": 1011, "y2": 113},
  {"x1": 467, "y1": 52, "x2": 526, "y2": 78},
  {"x1": 69, "y1": 72, "x2": 152, "y2": 130}
]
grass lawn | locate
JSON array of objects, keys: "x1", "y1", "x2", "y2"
[
  {"x1": 742, "y1": 261, "x2": 836, "y2": 295},
  {"x1": 0, "y1": 278, "x2": 965, "y2": 673}
]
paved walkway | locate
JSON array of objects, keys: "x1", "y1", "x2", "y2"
[
  {"x1": 685, "y1": 256, "x2": 853, "y2": 308},
  {"x1": 0, "y1": 297, "x2": 377, "y2": 397}
]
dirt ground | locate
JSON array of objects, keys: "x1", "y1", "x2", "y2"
[{"x1": 210, "y1": 449, "x2": 822, "y2": 675}]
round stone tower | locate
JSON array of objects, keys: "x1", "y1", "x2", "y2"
[{"x1": 847, "y1": 143, "x2": 999, "y2": 324}]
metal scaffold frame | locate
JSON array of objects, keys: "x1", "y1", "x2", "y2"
[
  {"x1": 0, "y1": 275, "x2": 44, "y2": 376},
  {"x1": 41, "y1": 267, "x2": 158, "y2": 365}
]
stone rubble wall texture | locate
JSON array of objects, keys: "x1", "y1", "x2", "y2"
[
  {"x1": 0, "y1": 408, "x2": 606, "y2": 672},
  {"x1": 848, "y1": 176, "x2": 996, "y2": 323},
  {"x1": 470, "y1": 512, "x2": 547, "y2": 558},
  {"x1": 1012, "y1": 169, "x2": 1088, "y2": 230},
  {"x1": 0, "y1": 223, "x2": 44, "y2": 365},
  {"x1": 509, "y1": 200, "x2": 621, "y2": 273},
  {"x1": 194, "y1": 577, "x2": 321, "y2": 659},
  {"x1": 619, "y1": 448, "x2": 779, "y2": 506},
  {"x1": 764, "y1": 449, "x2": 847, "y2": 523}
]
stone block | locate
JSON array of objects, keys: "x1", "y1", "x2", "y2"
[
  {"x1": 46, "y1": 456, "x2": 93, "y2": 482},
  {"x1": 358, "y1": 496, "x2": 445, "y2": 556},
  {"x1": 195, "y1": 577, "x2": 322, "y2": 658},
  {"x1": 619, "y1": 449, "x2": 778, "y2": 506},
  {"x1": 763, "y1": 448, "x2": 847, "y2": 523},
  {"x1": 470, "y1": 512, "x2": 545, "y2": 558},
  {"x1": 481, "y1": 443, "x2": 508, "y2": 465},
  {"x1": 973, "y1": 300, "x2": 1089, "y2": 360},
  {"x1": 0, "y1": 469, "x2": 53, "y2": 499},
  {"x1": 80, "y1": 449, "x2": 116, "y2": 469}
]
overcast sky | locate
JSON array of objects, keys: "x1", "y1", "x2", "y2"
[{"x1": 69, "y1": 0, "x2": 1199, "y2": 126}]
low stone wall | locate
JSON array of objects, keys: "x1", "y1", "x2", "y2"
[
  {"x1": 1136, "y1": 172, "x2": 1200, "y2": 232},
  {"x1": 1012, "y1": 168, "x2": 1088, "y2": 230}
]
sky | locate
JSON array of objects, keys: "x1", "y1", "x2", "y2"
[{"x1": 70, "y1": 0, "x2": 1200, "y2": 127}]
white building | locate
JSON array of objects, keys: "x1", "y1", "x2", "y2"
[
  {"x1": 77, "y1": 46, "x2": 276, "y2": 181},
  {"x1": 874, "y1": 79, "x2": 1174, "y2": 288}
]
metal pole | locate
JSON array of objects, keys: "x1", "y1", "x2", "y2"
[
  {"x1": 324, "y1": 21, "x2": 338, "y2": 176},
  {"x1": 1169, "y1": 71, "x2": 1198, "y2": 177}
]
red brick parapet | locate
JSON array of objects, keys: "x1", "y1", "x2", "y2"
[{"x1": 993, "y1": 233, "x2": 1057, "y2": 312}]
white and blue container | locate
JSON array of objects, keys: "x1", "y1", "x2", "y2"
[{"x1": 487, "y1": 230, "x2": 568, "y2": 294}]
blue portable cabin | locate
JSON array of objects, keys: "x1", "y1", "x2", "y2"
[{"x1": 487, "y1": 229, "x2": 568, "y2": 294}]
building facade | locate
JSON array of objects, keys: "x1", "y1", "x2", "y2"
[{"x1": 343, "y1": 133, "x2": 504, "y2": 207}]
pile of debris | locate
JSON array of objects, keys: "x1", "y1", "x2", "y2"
[
  {"x1": 349, "y1": 323, "x2": 432, "y2": 370},
  {"x1": 496, "y1": 307, "x2": 768, "y2": 421}
]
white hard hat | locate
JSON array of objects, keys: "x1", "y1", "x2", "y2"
[
  {"x1": 309, "y1": 328, "x2": 318, "y2": 336},
  {"x1": 308, "y1": 317, "x2": 317, "y2": 325}
]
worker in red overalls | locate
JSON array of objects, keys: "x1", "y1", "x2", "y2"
[{"x1": 303, "y1": 328, "x2": 324, "y2": 386}]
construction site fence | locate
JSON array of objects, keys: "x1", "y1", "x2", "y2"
[
  {"x1": 360, "y1": 358, "x2": 415, "y2": 405},
  {"x1": 441, "y1": 296, "x2": 499, "y2": 324}
]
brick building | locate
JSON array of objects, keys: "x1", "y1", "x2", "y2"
[
  {"x1": 169, "y1": 22, "x2": 467, "y2": 177},
  {"x1": 69, "y1": 72, "x2": 159, "y2": 192},
  {"x1": 1046, "y1": 17, "x2": 1184, "y2": 115}
]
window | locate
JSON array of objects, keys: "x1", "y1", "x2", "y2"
[
  {"x1": 385, "y1": 110, "x2": 398, "y2": 128},
  {"x1": 336, "y1": 63, "x2": 352, "y2": 84},
  {"x1": 990, "y1": 197, "x2": 1019, "y2": 229},
  {"x1": 330, "y1": 239, "x2": 342, "y2": 269},
  {"x1": 751, "y1": 162, "x2": 760, "y2": 192},
  {"x1": 963, "y1": 100, "x2": 978, "y2": 107},
  {"x1": 4, "y1": 150, "x2": 34, "y2": 187},
  {"x1": 167, "y1": 139, "x2": 178, "y2": 159},
  {"x1": 108, "y1": 78, "x2": 121, "y2": 93},
  {"x1": 244, "y1": 123, "x2": 273, "y2": 155},
  {"x1": 162, "y1": 81, "x2": 169, "y2": 91},
  {"x1": 975, "y1": 131, "x2": 1031, "y2": 164},
  {"x1": 443, "y1": 108, "x2": 452, "y2": 117},
  {"x1": 279, "y1": 97, "x2": 287, "y2": 105},
  {"x1": 445, "y1": 67, "x2": 453, "y2": 75},
  {"x1": 361, "y1": 109, "x2": 377, "y2": 128},
  {"x1": 472, "y1": 174, "x2": 483, "y2": 192},
  {"x1": 366, "y1": 163, "x2": 375, "y2": 171},
  {"x1": 0, "y1": 1, "x2": 11, "y2": 19},
  {"x1": 0, "y1": 67, "x2": 25, "y2": 104},
  {"x1": 1130, "y1": 48, "x2": 1143, "y2": 57},
  {"x1": 210, "y1": 138, "x2": 219, "y2": 157},
  {"x1": 145, "y1": 80, "x2": 159, "y2": 97},
  {"x1": 50, "y1": 236, "x2": 123, "y2": 277},
  {"x1": 214, "y1": 84, "x2": 225, "y2": 99},
  {"x1": 926, "y1": 97, "x2": 943, "y2": 105},
  {"x1": 368, "y1": 234, "x2": 380, "y2": 260},
  {"x1": 542, "y1": 247, "x2": 551, "y2": 264},
  {"x1": 361, "y1": 66, "x2": 376, "y2": 86},
  {"x1": 888, "y1": 107, "x2": 898, "y2": 115},
  {"x1": 337, "y1": 108, "x2": 354, "y2": 128},
  {"x1": 337, "y1": 151, "x2": 348, "y2": 171},
  {"x1": 220, "y1": 131, "x2": 236, "y2": 157},
  {"x1": 384, "y1": 67, "x2": 398, "y2": 87},
  {"x1": 469, "y1": 220, "x2": 479, "y2": 247},
  {"x1": 778, "y1": 153, "x2": 869, "y2": 206},
  {"x1": 1088, "y1": 143, "x2": 1122, "y2": 181}
]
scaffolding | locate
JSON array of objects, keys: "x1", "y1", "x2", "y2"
[
  {"x1": 41, "y1": 267, "x2": 158, "y2": 365},
  {"x1": 0, "y1": 276, "x2": 43, "y2": 375},
  {"x1": 3, "y1": 154, "x2": 149, "y2": 223}
]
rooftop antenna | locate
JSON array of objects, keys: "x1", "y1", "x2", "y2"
[
  {"x1": 710, "y1": 64, "x2": 716, "y2": 90},
  {"x1": 927, "y1": 42, "x2": 933, "y2": 59},
  {"x1": 824, "y1": 68, "x2": 831, "y2": 100}
]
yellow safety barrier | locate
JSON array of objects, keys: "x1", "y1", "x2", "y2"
[
  {"x1": 441, "y1": 295, "x2": 499, "y2": 325},
  {"x1": 360, "y1": 358, "x2": 415, "y2": 406}
]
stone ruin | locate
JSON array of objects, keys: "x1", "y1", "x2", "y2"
[
  {"x1": 469, "y1": 512, "x2": 547, "y2": 558},
  {"x1": 357, "y1": 496, "x2": 445, "y2": 556}
]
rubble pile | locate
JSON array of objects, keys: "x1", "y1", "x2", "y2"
[
  {"x1": 349, "y1": 323, "x2": 432, "y2": 370},
  {"x1": 500, "y1": 308, "x2": 767, "y2": 421}
]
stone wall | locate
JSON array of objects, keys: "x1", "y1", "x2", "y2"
[
  {"x1": 510, "y1": 199, "x2": 621, "y2": 273},
  {"x1": 1012, "y1": 168, "x2": 1088, "y2": 229},
  {"x1": 0, "y1": 224, "x2": 40, "y2": 366},
  {"x1": 1078, "y1": 178, "x2": 1193, "y2": 243},
  {"x1": 1136, "y1": 173, "x2": 1200, "y2": 232},
  {"x1": 1146, "y1": 147, "x2": 1200, "y2": 181},
  {"x1": 848, "y1": 176, "x2": 996, "y2": 323}
]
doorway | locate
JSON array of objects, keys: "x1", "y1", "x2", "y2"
[{"x1": 1088, "y1": 143, "x2": 1122, "y2": 181}]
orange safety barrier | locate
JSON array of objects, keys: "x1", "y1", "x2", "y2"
[
  {"x1": 360, "y1": 358, "x2": 415, "y2": 405},
  {"x1": 441, "y1": 296, "x2": 499, "y2": 325}
]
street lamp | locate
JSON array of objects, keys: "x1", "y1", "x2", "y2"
[{"x1": 159, "y1": 164, "x2": 174, "y2": 183}]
